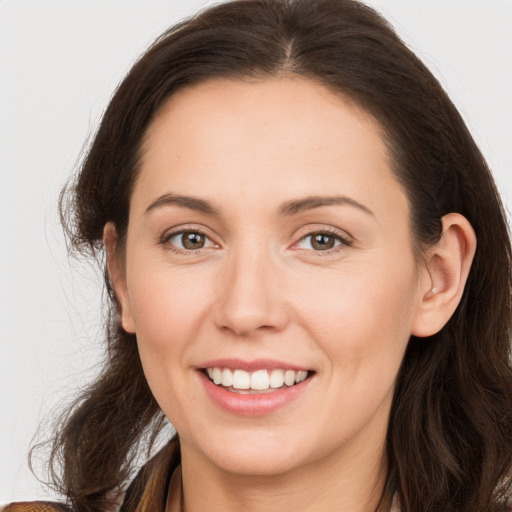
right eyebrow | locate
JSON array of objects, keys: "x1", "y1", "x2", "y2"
[{"x1": 144, "y1": 193, "x2": 220, "y2": 216}]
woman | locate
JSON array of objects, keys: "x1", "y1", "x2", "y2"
[{"x1": 3, "y1": 0, "x2": 511, "y2": 511}]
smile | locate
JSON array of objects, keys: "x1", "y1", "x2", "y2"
[
  {"x1": 198, "y1": 360, "x2": 315, "y2": 416},
  {"x1": 205, "y1": 367, "x2": 309, "y2": 393}
]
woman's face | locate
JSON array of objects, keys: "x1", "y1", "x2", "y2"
[{"x1": 115, "y1": 77, "x2": 429, "y2": 477}]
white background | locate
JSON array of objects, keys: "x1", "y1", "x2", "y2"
[{"x1": 1, "y1": 0, "x2": 511, "y2": 503}]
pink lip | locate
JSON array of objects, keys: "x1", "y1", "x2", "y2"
[
  {"x1": 197, "y1": 369, "x2": 313, "y2": 417},
  {"x1": 197, "y1": 358, "x2": 310, "y2": 372}
]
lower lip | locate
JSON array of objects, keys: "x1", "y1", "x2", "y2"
[{"x1": 199, "y1": 371, "x2": 313, "y2": 416}]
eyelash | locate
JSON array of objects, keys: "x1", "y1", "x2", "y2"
[
  {"x1": 160, "y1": 227, "x2": 352, "y2": 255},
  {"x1": 160, "y1": 229, "x2": 217, "y2": 255},
  {"x1": 294, "y1": 228, "x2": 352, "y2": 255}
]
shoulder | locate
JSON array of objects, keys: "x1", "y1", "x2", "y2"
[{"x1": 1, "y1": 502, "x2": 71, "y2": 512}]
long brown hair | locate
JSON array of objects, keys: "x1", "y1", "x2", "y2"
[{"x1": 37, "y1": 0, "x2": 512, "y2": 510}]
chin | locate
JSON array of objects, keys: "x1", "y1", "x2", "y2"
[
  {"x1": 196, "y1": 429, "x2": 316, "y2": 477},
  {"x1": 212, "y1": 450, "x2": 306, "y2": 477},
  {"x1": 164, "y1": 410, "x2": 317, "y2": 477}
]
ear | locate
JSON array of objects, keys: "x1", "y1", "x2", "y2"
[
  {"x1": 411, "y1": 213, "x2": 477, "y2": 337},
  {"x1": 103, "y1": 222, "x2": 136, "y2": 334}
]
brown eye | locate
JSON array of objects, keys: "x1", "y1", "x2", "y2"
[
  {"x1": 297, "y1": 231, "x2": 348, "y2": 252},
  {"x1": 165, "y1": 230, "x2": 215, "y2": 251},
  {"x1": 182, "y1": 232, "x2": 205, "y2": 249},
  {"x1": 311, "y1": 233, "x2": 336, "y2": 250}
]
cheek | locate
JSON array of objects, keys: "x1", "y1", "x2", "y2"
[
  {"x1": 125, "y1": 269, "x2": 217, "y2": 435},
  {"x1": 124, "y1": 262, "x2": 216, "y2": 404},
  {"x1": 291, "y1": 256, "x2": 418, "y2": 374},
  {"x1": 127, "y1": 264, "x2": 213, "y2": 344}
]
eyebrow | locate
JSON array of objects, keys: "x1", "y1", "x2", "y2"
[
  {"x1": 278, "y1": 195, "x2": 374, "y2": 217},
  {"x1": 145, "y1": 193, "x2": 220, "y2": 216},
  {"x1": 144, "y1": 193, "x2": 373, "y2": 217}
]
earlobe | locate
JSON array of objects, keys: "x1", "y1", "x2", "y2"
[
  {"x1": 411, "y1": 213, "x2": 477, "y2": 337},
  {"x1": 103, "y1": 222, "x2": 136, "y2": 334}
]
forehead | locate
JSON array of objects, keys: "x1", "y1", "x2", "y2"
[
  {"x1": 144, "y1": 76, "x2": 385, "y2": 160},
  {"x1": 134, "y1": 77, "x2": 407, "y2": 221}
]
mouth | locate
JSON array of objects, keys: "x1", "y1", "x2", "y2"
[
  {"x1": 203, "y1": 367, "x2": 312, "y2": 394},
  {"x1": 197, "y1": 359, "x2": 315, "y2": 415}
]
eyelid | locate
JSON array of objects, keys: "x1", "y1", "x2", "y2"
[
  {"x1": 292, "y1": 225, "x2": 353, "y2": 244},
  {"x1": 159, "y1": 224, "x2": 220, "y2": 254},
  {"x1": 160, "y1": 223, "x2": 216, "y2": 241},
  {"x1": 290, "y1": 225, "x2": 354, "y2": 253}
]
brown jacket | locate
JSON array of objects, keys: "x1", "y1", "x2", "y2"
[{"x1": 1, "y1": 437, "x2": 180, "y2": 512}]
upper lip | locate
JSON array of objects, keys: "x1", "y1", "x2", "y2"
[{"x1": 197, "y1": 358, "x2": 312, "y2": 372}]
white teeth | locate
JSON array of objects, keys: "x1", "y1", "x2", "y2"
[
  {"x1": 212, "y1": 367, "x2": 222, "y2": 385},
  {"x1": 221, "y1": 368, "x2": 233, "y2": 387},
  {"x1": 295, "y1": 370, "x2": 308, "y2": 383},
  {"x1": 251, "y1": 370, "x2": 269, "y2": 390},
  {"x1": 205, "y1": 367, "x2": 310, "y2": 391},
  {"x1": 232, "y1": 369, "x2": 251, "y2": 390},
  {"x1": 284, "y1": 370, "x2": 295, "y2": 387},
  {"x1": 269, "y1": 369, "x2": 285, "y2": 388}
]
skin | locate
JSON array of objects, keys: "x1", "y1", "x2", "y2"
[{"x1": 105, "y1": 77, "x2": 476, "y2": 512}]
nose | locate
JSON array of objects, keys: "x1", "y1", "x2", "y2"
[{"x1": 212, "y1": 246, "x2": 289, "y2": 337}]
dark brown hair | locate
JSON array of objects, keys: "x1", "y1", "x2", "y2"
[{"x1": 38, "y1": 0, "x2": 512, "y2": 510}]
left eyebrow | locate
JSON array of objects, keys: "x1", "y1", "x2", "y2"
[{"x1": 278, "y1": 195, "x2": 374, "y2": 217}]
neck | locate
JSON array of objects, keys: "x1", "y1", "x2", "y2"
[{"x1": 172, "y1": 438, "x2": 388, "y2": 512}]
